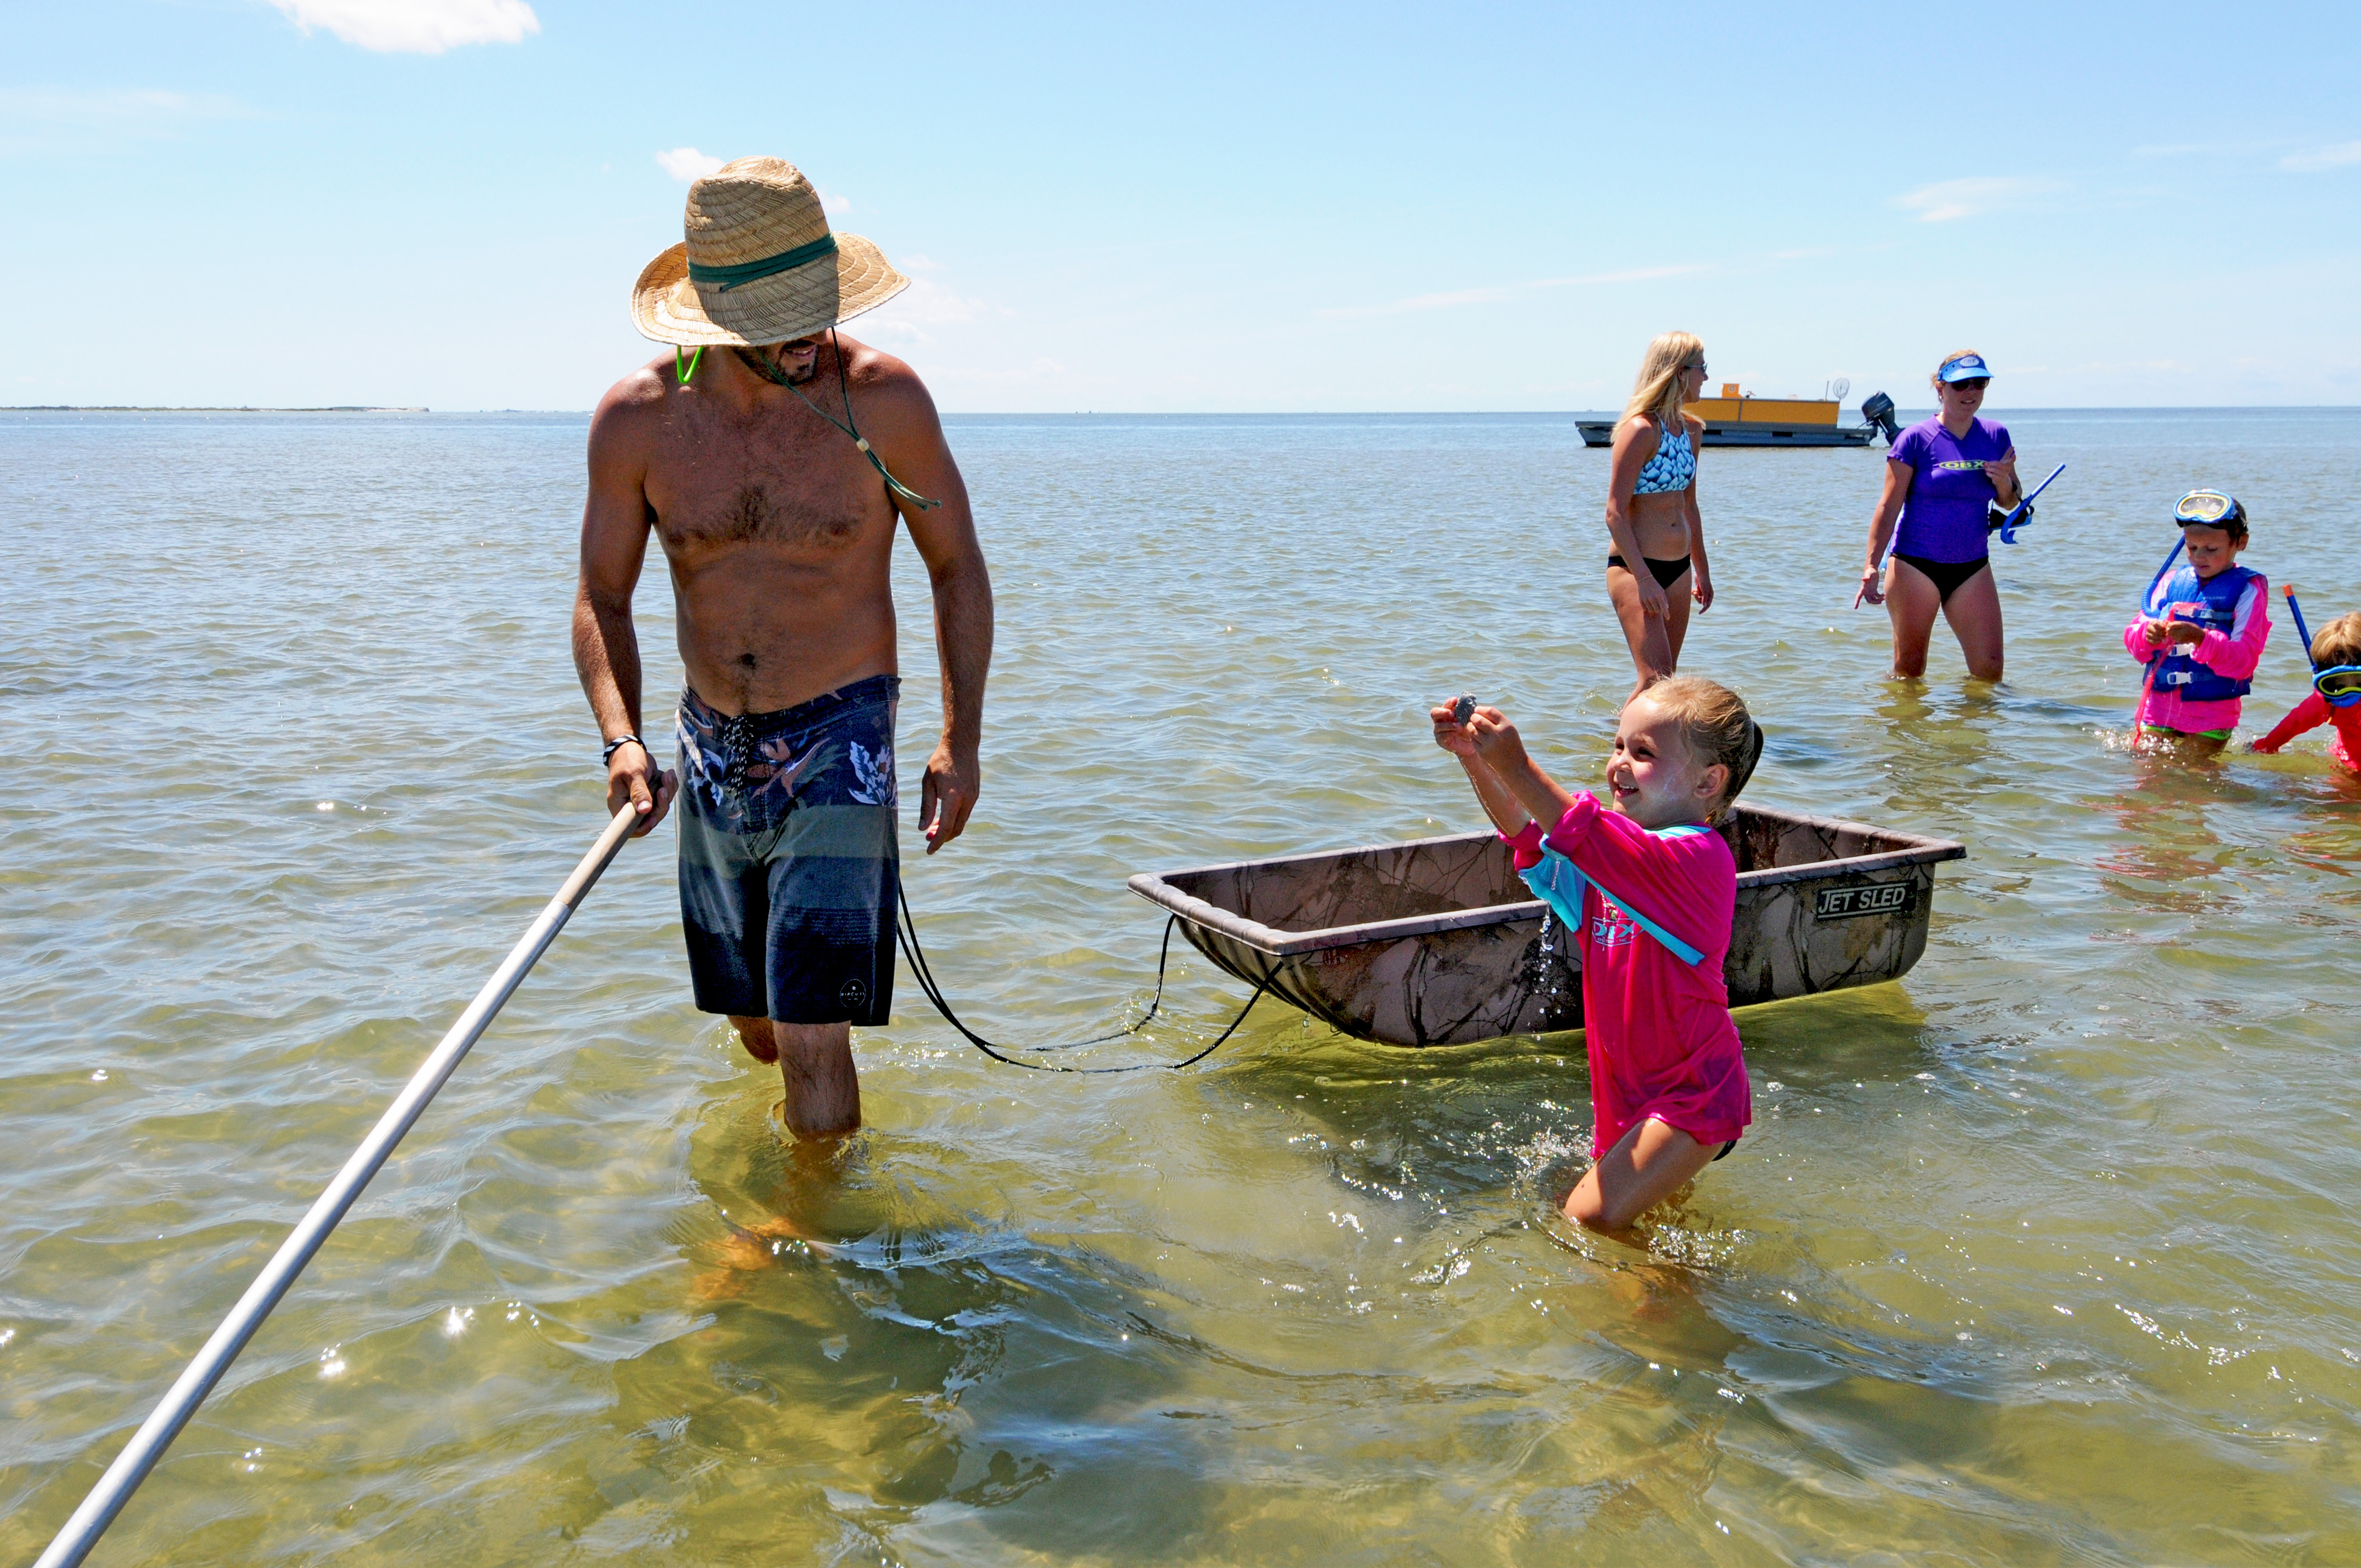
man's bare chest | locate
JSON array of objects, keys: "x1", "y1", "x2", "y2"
[{"x1": 648, "y1": 422, "x2": 886, "y2": 559}]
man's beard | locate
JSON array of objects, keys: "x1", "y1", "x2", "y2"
[{"x1": 736, "y1": 342, "x2": 819, "y2": 388}]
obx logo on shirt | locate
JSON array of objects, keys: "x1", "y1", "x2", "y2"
[{"x1": 1591, "y1": 900, "x2": 1641, "y2": 950}]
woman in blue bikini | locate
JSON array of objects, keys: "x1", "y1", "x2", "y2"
[
  {"x1": 1857, "y1": 350, "x2": 2022, "y2": 681},
  {"x1": 1603, "y1": 332, "x2": 1716, "y2": 702}
]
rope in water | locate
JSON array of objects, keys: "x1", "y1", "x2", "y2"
[{"x1": 893, "y1": 877, "x2": 1271, "y2": 1072}]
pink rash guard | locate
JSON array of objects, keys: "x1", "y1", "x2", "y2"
[
  {"x1": 2123, "y1": 571, "x2": 2269, "y2": 734},
  {"x1": 1504, "y1": 793, "x2": 1751, "y2": 1158},
  {"x1": 2255, "y1": 690, "x2": 2361, "y2": 772}
]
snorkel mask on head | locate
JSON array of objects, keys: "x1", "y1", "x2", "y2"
[
  {"x1": 2174, "y1": 489, "x2": 2246, "y2": 532},
  {"x1": 2279, "y1": 585, "x2": 2361, "y2": 709},
  {"x1": 2317, "y1": 666, "x2": 2361, "y2": 708},
  {"x1": 2139, "y1": 489, "x2": 2248, "y2": 622}
]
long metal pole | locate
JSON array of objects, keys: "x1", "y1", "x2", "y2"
[{"x1": 34, "y1": 804, "x2": 644, "y2": 1568}]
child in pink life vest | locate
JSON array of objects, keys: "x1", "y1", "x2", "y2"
[
  {"x1": 2126, "y1": 491, "x2": 2269, "y2": 747},
  {"x1": 2252, "y1": 610, "x2": 2361, "y2": 772},
  {"x1": 1432, "y1": 677, "x2": 1762, "y2": 1234}
]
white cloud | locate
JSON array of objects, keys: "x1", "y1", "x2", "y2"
[
  {"x1": 0, "y1": 87, "x2": 251, "y2": 127},
  {"x1": 656, "y1": 150, "x2": 851, "y2": 211},
  {"x1": 2282, "y1": 141, "x2": 2361, "y2": 172},
  {"x1": 266, "y1": 0, "x2": 538, "y2": 54},
  {"x1": 1316, "y1": 264, "x2": 1705, "y2": 318},
  {"x1": 2132, "y1": 139, "x2": 2268, "y2": 158},
  {"x1": 656, "y1": 146, "x2": 725, "y2": 182},
  {"x1": 854, "y1": 259, "x2": 1007, "y2": 348},
  {"x1": 927, "y1": 356, "x2": 1069, "y2": 389},
  {"x1": 1891, "y1": 176, "x2": 2061, "y2": 222},
  {"x1": 0, "y1": 87, "x2": 256, "y2": 155}
]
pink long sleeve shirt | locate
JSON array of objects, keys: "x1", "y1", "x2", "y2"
[
  {"x1": 2256, "y1": 690, "x2": 2361, "y2": 772},
  {"x1": 2123, "y1": 571, "x2": 2270, "y2": 734},
  {"x1": 1505, "y1": 794, "x2": 1751, "y2": 1158}
]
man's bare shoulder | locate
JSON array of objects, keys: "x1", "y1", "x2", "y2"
[
  {"x1": 836, "y1": 334, "x2": 938, "y2": 420},
  {"x1": 589, "y1": 354, "x2": 674, "y2": 459}
]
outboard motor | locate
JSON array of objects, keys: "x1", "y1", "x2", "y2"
[{"x1": 1859, "y1": 391, "x2": 1901, "y2": 445}]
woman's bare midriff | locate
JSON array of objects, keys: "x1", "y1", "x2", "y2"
[{"x1": 1619, "y1": 492, "x2": 1692, "y2": 561}]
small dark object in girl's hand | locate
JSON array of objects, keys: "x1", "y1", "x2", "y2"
[{"x1": 1452, "y1": 695, "x2": 1477, "y2": 726}]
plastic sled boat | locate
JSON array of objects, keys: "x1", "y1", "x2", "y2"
[{"x1": 1127, "y1": 804, "x2": 1966, "y2": 1048}]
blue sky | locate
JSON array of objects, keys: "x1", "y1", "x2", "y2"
[{"x1": 3, "y1": 0, "x2": 2357, "y2": 411}]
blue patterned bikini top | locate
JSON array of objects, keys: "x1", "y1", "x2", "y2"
[{"x1": 1631, "y1": 419, "x2": 1695, "y2": 494}]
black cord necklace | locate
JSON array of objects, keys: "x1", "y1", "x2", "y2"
[{"x1": 736, "y1": 331, "x2": 941, "y2": 510}]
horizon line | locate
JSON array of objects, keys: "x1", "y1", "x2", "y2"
[{"x1": 12, "y1": 402, "x2": 2361, "y2": 417}]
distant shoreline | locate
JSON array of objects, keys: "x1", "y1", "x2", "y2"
[
  {"x1": 10, "y1": 404, "x2": 2359, "y2": 417},
  {"x1": 5, "y1": 405, "x2": 431, "y2": 413}
]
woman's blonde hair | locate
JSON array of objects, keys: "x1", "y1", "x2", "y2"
[
  {"x1": 1638, "y1": 676, "x2": 1762, "y2": 823},
  {"x1": 2311, "y1": 611, "x2": 2361, "y2": 669},
  {"x1": 1622, "y1": 331, "x2": 1705, "y2": 429},
  {"x1": 1931, "y1": 350, "x2": 1987, "y2": 394}
]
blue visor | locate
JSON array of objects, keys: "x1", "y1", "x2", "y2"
[{"x1": 1938, "y1": 353, "x2": 1992, "y2": 383}]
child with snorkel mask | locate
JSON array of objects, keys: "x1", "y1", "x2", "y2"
[
  {"x1": 2125, "y1": 490, "x2": 2271, "y2": 748},
  {"x1": 2252, "y1": 606, "x2": 2361, "y2": 772}
]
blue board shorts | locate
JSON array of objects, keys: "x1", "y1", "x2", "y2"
[{"x1": 674, "y1": 675, "x2": 899, "y2": 1026}]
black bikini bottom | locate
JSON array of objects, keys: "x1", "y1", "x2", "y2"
[
  {"x1": 1891, "y1": 553, "x2": 1991, "y2": 605},
  {"x1": 1607, "y1": 553, "x2": 1691, "y2": 590}
]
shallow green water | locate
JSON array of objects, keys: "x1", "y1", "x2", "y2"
[{"x1": 4, "y1": 407, "x2": 2358, "y2": 1565}]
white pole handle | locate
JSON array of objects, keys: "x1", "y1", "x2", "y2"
[{"x1": 32, "y1": 804, "x2": 643, "y2": 1568}]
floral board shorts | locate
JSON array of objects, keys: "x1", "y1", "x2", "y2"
[{"x1": 674, "y1": 675, "x2": 899, "y2": 1026}]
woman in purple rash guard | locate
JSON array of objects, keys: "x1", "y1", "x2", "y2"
[{"x1": 1857, "y1": 351, "x2": 2023, "y2": 680}]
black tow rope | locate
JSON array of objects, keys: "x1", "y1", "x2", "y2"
[{"x1": 893, "y1": 879, "x2": 1271, "y2": 1072}]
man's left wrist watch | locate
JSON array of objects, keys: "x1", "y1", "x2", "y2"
[{"x1": 602, "y1": 733, "x2": 649, "y2": 765}]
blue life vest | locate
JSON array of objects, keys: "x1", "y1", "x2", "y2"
[
  {"x1": 2144, "y1": 563, "x2": 2259, "y2": 704},
  {"x1": 1517, "y1": 824, "x2": 1711, "y2": 966}
]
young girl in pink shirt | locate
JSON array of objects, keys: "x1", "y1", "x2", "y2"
[
  {"x1": 2251, "y1": 609, "x2": 2361, "y2": 773},
  {"x1": 1432, "y1": 677, "x2": 1762, "y2": 1234},
  {"x1": 2125, "y1": 492, "x2": 2270, "y2": 747}
]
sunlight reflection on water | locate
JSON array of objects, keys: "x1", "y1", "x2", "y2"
[{"x1": 2, "y1": 407, "x2": 2358, "y2": 1563}]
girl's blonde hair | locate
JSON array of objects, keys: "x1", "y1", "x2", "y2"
[
  {"x1": 1622, "y1": 331, "x2": 1705, "y2": 429},
  {"x1": 2311, "y1": 611, "x2": 2361, "y2": 669},
  {"x1": 1639, "y1": 676, "x2": 1762, "y2": 823},
  {"x1": 1931, "y1": 350, "x2": 1987, "y2": 394}
]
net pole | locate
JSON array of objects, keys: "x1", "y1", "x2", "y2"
[{"x1": 33, "y1": 804, "x2": 643, "y2": 1568}]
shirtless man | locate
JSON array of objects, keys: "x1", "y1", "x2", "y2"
[{"x1": 573, "y1": 157, "x2": 992, "y2": 1139}]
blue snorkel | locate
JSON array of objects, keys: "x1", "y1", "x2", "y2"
[
  {"x1": 2284, "y1": 583, "x2": 2316, "y2": 665},
  {"x1": 2283, "y1": 585, "x2": 2361, "y2": 709},
  {"x1": 2132, "y1": 533, "x2": 2188, "y2": 723},
  {"x1": 1988, "y1": 462, "x2": 2067, "y2": 545}
]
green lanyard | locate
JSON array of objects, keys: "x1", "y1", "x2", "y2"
[{"x1": 682, "y1": 333, "x2": 942, "y2": 511}]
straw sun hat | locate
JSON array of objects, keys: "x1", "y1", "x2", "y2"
[{"x1": 631, "y1": 156, "x2": 907, "y2": 347}]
